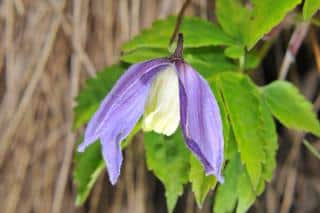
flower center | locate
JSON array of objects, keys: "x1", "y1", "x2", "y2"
[{"x1": 142, "y1": 65, "x2": 180, "y2": 136}]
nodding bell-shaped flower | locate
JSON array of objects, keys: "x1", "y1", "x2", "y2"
[{"x1": 78, "y1": 34, "x2": 224, "y2": 185}]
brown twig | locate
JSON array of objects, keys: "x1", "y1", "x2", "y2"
[
  {"x1": 310, "y1": 29, "x2": 320, "y2": 73},
  {"x1": 279, "y1": 22, "x2": 310, "y2": 80},
  {"x1": 169, "y1": 0, "x2": 191, "y2": 46}
]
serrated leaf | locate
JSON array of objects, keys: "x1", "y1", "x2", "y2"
[
  {"x1": 216, "y1": 0, "x2": 249, "y2": 44},
  {"x1": 259, "y1": 102, "x2": 278, "y2": 181},
  {"x1": 236, "y1": 169, "x2": 256, "y2": 213},
  {"x1": 122, "y1": 16, "x2": 235, "y2": 52},
  {"x1": 224, "y1": 129, "x2": 238, "y2": 160},
  {"x1": 189, "y1": 155, "x2": 216, "y2": 208},
  {"x1": 144, "y1": 132, "x2": 190, "y2": 212},
  {"x1": 215, "y1": 72, "x2": 265, "y2": 188},
  {"x1": 214, "y1": 154, "x2": 242, "y2": 213},
  {"x1": 121, "y1": 48, "x2": 169, "y2": 63},
  {"x1": 214, "y1": 153, "x2": 260, "y2": 213},
  {"x1": 74, "y1": 141, "x2": 105, "y2": 205},
  {"x1": 245, "y1": 0, "x2": 301, "y2": 48},
  {"x1": 216, "y1": 0, "x2": 301, "y2": 48},
  {"x1": 184, "y1": 47, "x2": 237, "y2": 78},
  {"x1": 303, "y1": 0, "x2": 320, "y2": 20},
  {"x1": 73, "y1": 64, "x2": 127, "y2": 129},
  {"x1": 210, "y1": 81, "x2": 231, "y2": 157},
  {"x1": 262, "y1": 80, "x2": 320, "y2": 136}
]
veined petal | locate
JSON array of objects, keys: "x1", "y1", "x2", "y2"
[
  {"x1": 78, "y1": 59, "x2": 171, "y2": 184},
  {"x1": 176, "y1": 62, "x2": 224, "y2": 183},
  {"x1": 142, "y1": 65, "x2": 180, "y2": 136}
]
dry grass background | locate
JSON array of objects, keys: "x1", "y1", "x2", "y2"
[{"x1": 0, "y1": 0, "x2": 319, "y2": 213}]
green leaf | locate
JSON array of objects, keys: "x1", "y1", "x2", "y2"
[
  {"x1": 214, "y1": 154, "x2": 242, "y2": 213},
  {"x1": 210, "y1": 81, "x2": 231, "y2": 157},
  {"x1": 245, "y1": 0, "x2": 302, "y2": 48},
  {"x1": 121, "y1": 48, "x2": 169, "y2": 63},
  {"x1": 259, "y1": 102, "x2": 278, "y2": 181},
  {"x1": 216, "y1": 0, "x2": 302, "y2": 48},
  {"x1": 224, "y1": 129, "x2": 238, "y2": 160},
  {"x1": 189, "y1": 155, "x2": 216, "y2": 208},
  {"x1": 144, "y1": 132, "x2": 190, "y2": 212},
  {"x1": 236, "y1": 169, "x2": 256, "y2": 213},
  {"x1": 303, "y1": 140, "x2": 320, "y2": 160},
  {"x1": 215, "y1": 72, "x2": 278, "y2": 190},
  {"x1": 74, "y1": 141, "x2": 105, "y2": 205},
  {"x1": 262, "y1": 80, "x2": 320, "y2": 136},
  {"x1": 73, "y1": 64, "x2": 127, "y2": 129},
  {"x1": 303, "y1": 0, "x2": 320, "y2": 20},
  {"x1": 214, "y1": 153, "x2": 260, "y2": 213},
  {"x1": 244, "y1": 52, "x2": 261, "y2": 70},
  {"x1": 216, "y1": 0, "x2": 249, "y2": 44},
  {"x1": 215, "y1": 72, "x2": 265, "y2": 188},
  {"x1": 213, "y1": 75, "x2": 278, "y2": 213},
  {"x1": 184, "y1": 47, "x2": 238, "y2": 78},
  {"x1": 224, "y1": 45, "x2": 245, "y2": 59},
  {"x1": 122, "y1": 16, "x2": 235, "y2": 53}
]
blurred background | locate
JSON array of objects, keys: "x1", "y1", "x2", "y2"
[{"x1": 0, "y1": 0, "x2": 319, "y2": 213}]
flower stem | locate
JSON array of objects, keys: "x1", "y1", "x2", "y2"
[
  {"x1": 169, "y1": 0, "x2": 191, "y2": 46},
  {"x1": 171, "y1": 33, "x2": 184, "y2": 59}
]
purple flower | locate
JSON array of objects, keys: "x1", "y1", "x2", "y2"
[{"x1": 78, "y1": 34, "x2": 224, "y2": 185}]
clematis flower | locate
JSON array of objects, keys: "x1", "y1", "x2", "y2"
[{"x1": 78, "y1": 34, "x2": 224, "y2": 185}]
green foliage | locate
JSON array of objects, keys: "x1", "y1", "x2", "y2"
[
  {"x1": 214, "y1": 154, "x2": 253, "y2": 213},
  {"x1": 184, "y1": 47, "x2": 237, "y2": 78},
  {"x1": 214, "y1": 154, "x2": 240, "y2": 213},
  {"x1": 73, "y1": 64, "x2": 127, "y2": 129},
  {"x1": 144, "y1": 132, "x2": 190, "y2": 213},
  {"x1": 235, "y1": 167, "x2": 256, "y2": 213},
  {"x1": 74, "y1": 141, "x2": 105, "y2": 205},
  {"x1": 216, "y1": 0, "x2": 302, "y2": 48},
  {"x1": 224, "y1": 45, "x2": 245, "y2": 59},
  {"x1": 259, "y1": 102, "x2": 278, "y2": 181},
  {"x1": 213, "y1": 72, "x2": 279, "y2": 213},
  {"x1": 121, "y1": 48, "x2": 169, "y2": 63},
  {"x1": 122, "y1": 16, "x2": 235, "y2": 52},
  {"x1": 189, "y1": 155, "x2": 216, "y2": 208},
  {"x1": 303, "y1": 0, "x2": 320, "y2": 20},
  {"x1": 262, "y1": 80, "x2": 320, "y2": 136},
  {"x1": 210, "y1": 81, "x2": 231, "y2": 149},
  {"x1": 215, "y1": 72, "x2": 277, "y2": 189}
]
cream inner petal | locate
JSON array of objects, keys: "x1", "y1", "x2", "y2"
[{"x1": 142, "y1": 65, "x2": 180, "y2": 136}]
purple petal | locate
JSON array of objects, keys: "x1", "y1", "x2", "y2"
[
  {"x1": 176, "y1": 62, "x2": 224, "y2": 183},
  {"x1": 78, "y1": 59, "x2": 171, "y2": 184}
]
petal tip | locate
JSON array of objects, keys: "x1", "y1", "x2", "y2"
[
  {"x1": 108, "y1": 171, "x2": 120, "y2": 185},
  {"x1": 77, "y1": 144, "x2": 86, "y2": 152},
  {"x1": 205, "y1": 170, "x2": 224, "y2": 184}
]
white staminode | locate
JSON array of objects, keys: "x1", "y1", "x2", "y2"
[{"x1": 142, "y1": 65, "x2": 180, "y2": 136}]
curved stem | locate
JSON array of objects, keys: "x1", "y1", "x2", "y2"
[{"x1": 169, "y1": 0, "x2": 191, "y2": 46}]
